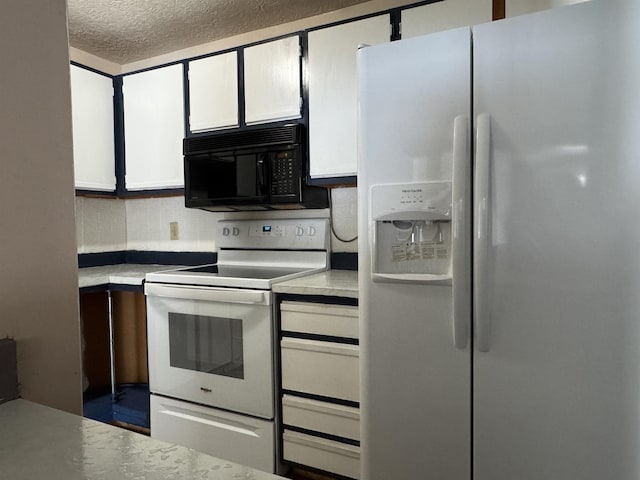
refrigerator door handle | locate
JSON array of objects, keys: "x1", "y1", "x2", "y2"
[
  {"x1": 474, "y1": 113, "x2": 492, "y2": 352},
  {"x1": 452, "y1": 114, "x2": 471, "y2": 349}
]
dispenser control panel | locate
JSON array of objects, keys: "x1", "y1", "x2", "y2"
[
  {"x1": 370, "y1": 182, "x2": 453, "y2": 279},
  {"x1": 370, "y1": 182, "x2": 452, "y2": 221}
]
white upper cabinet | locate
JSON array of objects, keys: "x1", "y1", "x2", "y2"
[
  {"x1": 123, "y1": 64, "x2": 185, "y2": 190},
  {"x1": 308, "y1": 15, "x2": 390, "y2": 179},
  {"x1": 70, "y1": 65, "x2": 116, "y2": 191},
  {"x1": 401, "y1": 0, "x2": 492, "y2": 38},
  {"x1": 244, "y1": 35, "x2": 302, "y2": 125},
  {"x1": 188, "y1": 52, "x2": 239, "y2": 132}
]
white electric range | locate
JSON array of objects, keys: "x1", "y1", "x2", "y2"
[{"x1": 144, "y1": 218, "x2": 329, "y2": 474}]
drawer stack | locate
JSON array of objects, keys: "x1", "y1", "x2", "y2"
[{"x1": 279, "y1": 300, "x2": 360, "y2": 479}]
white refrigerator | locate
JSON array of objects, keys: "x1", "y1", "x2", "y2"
[{"x1": 357, "y1": 1, "x2": 640, "y2": 479}]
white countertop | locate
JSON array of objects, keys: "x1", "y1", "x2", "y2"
[
  {"x1": 79, "y1": 265, "x2": 359, "y2": 299},
  {"x1": 0, "y1": 399, "x2": 286, "y2": 480},
  {"x1": 78, "y1": 264, "x2": 181, "y2": 289},
  {"x1": 273, "y1": 270, "x2": 358, "y2": 299}
]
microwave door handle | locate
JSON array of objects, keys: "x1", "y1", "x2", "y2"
[{"x1": 257, "y1": 155, "x2": 267, "y2": 196}]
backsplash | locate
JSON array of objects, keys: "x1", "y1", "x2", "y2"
[
  {"x1": 125, "y1": 196, "x2": 221, "y2": 253},
  {"x1": 76, "y1": 196, "x2": 126, "y2": 253},
  {"x1": 75, "y1": 187, "x2": 358, "y2": 255}
]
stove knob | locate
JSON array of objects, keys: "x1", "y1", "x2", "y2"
[
  {"x1": 222, "y1": 227, "x2": 230, "y2": 236},
  {"x1": 308, "y1": 226, "x2": 316, "y2": 236},
  {"x1": 232, "y1": 227, "x2": 240, "y2": 236},
  {"x1": 295, "y1": 226, "x2": 304, "y2": 236}
]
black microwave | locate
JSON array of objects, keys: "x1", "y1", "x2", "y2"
[{"x1": 183, "y1": 124, "x2": 328, "y2": 211}]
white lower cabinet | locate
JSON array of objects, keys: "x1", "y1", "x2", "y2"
[
  {"x1": 279, "y1": 300, "x2": 360, "y2": 478},
  {"x1": 150, "y1": 395, "x2": 275, "y2": 473},
  {"x1": 281, "y1": 337, "x2": 359, "y2": 402},
  {"x1": 283, "y1": 430, "x2": 360, "y2": 480},
  {"x1": 281, "y1": 301, "x2": 359, "y2": 339},
  {"x1": 283, "y1": 394, "x2": 360, "y2": 442}
]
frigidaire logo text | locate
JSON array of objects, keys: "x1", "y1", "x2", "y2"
[{"x1": 402, "y1": 189, "x2": 422, "y2": 193}]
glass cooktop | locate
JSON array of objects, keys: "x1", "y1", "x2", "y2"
[
  {"x1": 180, "y1": 264, "x2": 308, "y2": 280},
  {"x1": 145, "y1": 263, "x2": 322, "y2": 289}
]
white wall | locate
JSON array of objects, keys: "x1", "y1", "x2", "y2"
[
  {"x1": 1, "y1": 0, "x2": 82, "y2": 414},
  {"x1": 506, "y1": 0, "x2": 589, "y2": 17},
  {"x1": 77, "y1": 187, "x2": 358, "y2": 255}
]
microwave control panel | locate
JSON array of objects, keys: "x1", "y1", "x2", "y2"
[{"x1": 270, "y1": 150, "x2": 300, "y2": 197}]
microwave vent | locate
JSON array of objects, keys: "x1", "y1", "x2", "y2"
[{"x1": 185, "y1": 124, "x2": 303, "y2": 154}]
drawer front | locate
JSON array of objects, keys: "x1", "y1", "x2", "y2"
[
  {"x1": 283, "y1": 430, "x2": 360, "y2": 479},
  {"x1": 281, "y1": 301, "x2": 359, "y2": 339},
  {"x1": 281, "y1": 338, "x2": 359, "y2": 402},
  {"x1": 282, "y1": 394, "x2": 360, "y2": 441},
  {"x1": 150, "y1": 395, "x2": 275, "y2": 472}
]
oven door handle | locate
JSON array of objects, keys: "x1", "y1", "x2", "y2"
[{"x1": 145, "y1": 283, "x2": 271, "y2": 305}]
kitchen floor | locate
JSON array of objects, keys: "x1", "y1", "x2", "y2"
[{"x1": 285, "y1": 467, "x2": 337, "y2": 480}]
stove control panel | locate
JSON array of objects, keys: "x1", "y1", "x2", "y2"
[
  {"x1": 217, "y1": 219, "x2": 329, "y2": 250},
  {"x1": 249, "y1": 224, "x2": 286, "y2": 237}
]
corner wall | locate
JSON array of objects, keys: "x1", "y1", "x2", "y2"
[{"x1": 0, "y1": 0, "x2": 82, "y2": 414}]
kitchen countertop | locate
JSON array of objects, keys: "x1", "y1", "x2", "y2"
[
  {"x1": 273, "y1": 269, "x2": 358, "y2": 299},
  {"x1": 79, "y1": 265, "x2": 359, "y2": 299},
  {"x1": 0, "y1": 399, "x2": 286, "y2": 480},
  {"x1": 78, "y1": 264, "x2": 181, "y2": 289}
]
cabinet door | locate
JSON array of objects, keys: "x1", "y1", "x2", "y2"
[
  {"x1": 122, "y1": 64, "x2": 185, "y2": 190},
  {"x1": 308, "y1": 15, "x2": 390, "y2": 179},
  {"x1": 188, "y1": 51, "x2": 238, "y2": 132},
  {"x1": 401, "y1": 0, "x2": 492, "y2": 38},
  {"x1": 70, "y1": 65, "x2": 116, "y2": 191},
  {"x1": 244, "y1": 35, "x2": 301, "y2": 125}
]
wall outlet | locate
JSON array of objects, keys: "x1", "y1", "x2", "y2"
[{"x1": 170, "y1": 222, "x2": 179, "y2": 240}]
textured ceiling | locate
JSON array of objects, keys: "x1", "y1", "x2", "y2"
[{"x1": 67, "y1": 0, "x2": 374, "y2": 64}]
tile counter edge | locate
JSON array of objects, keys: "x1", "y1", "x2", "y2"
[
  {"x1": 273, "y1": 270, "x2": 358, "y2": 299},
  {"x1": 78, "y1": 264, "x2": 182, "y2": 289}
]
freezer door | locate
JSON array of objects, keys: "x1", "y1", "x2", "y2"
[
  {"x1": 473, "y1": 1, "x2": 640, "y2": 479},
  {"x1": 358, "y1": 27, "x2": 472, "y2": 480}
]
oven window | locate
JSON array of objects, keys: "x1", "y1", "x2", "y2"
[{"x1": 168, "y1": 313, "x2": 244, "y2": 379}]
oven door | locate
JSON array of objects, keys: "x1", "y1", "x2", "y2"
[{"x1": 145, "y1": 283, "x2": 274, "y2": 419}]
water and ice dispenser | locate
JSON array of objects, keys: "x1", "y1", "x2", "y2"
[{"x1": 370, "y1": 182, "x2": 453, "y2": 282}]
